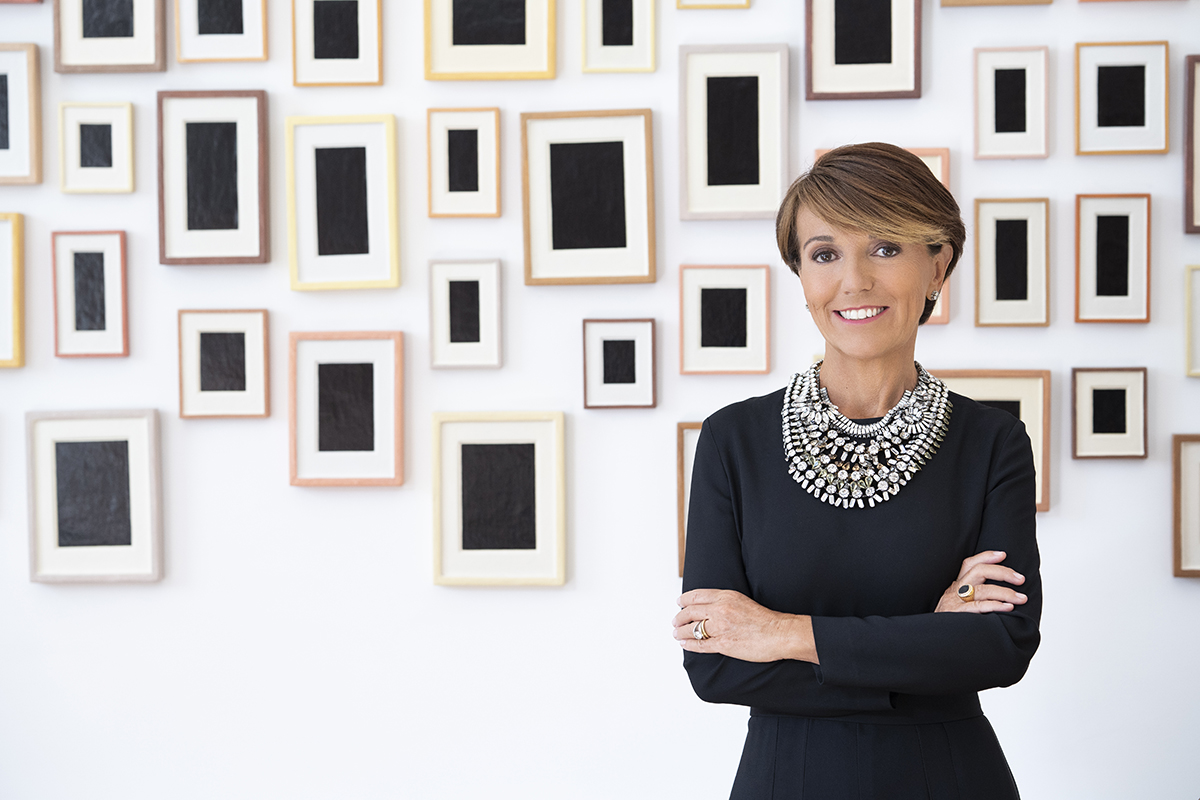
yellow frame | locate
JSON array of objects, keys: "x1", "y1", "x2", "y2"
[
  {"x1": 677, "y1": 0, "x2": 750, "y2": 7},
  {"x1": 581, "y1": 0, "x2": 655, "y2": 74},
  {"x1": 424, "y1": 0, "x2": 556, "y2": 80},
  {"x1": 58, "y1": 102, "x2": 134, "y2": 194},
  {"x1": 174, "y1": 0, "x2": 268, "y2": 63},
  {"x1": 426, "y1": 107, "x2": 502, "y2": 218},
  {"x1": 0, "y1": 44, "x2": 41, "y2": 186},
  {"x1": 1, "y1": 213, "x2": 24, "y2": 368},
  {"x1": 1075, "y1": 41, "x2": 1170, "y2": 156},
  {"x1": 292, "y1": 0, "x2": 383, "y2": 86},
  {"x1": 1188, "y1": 266, "x2": 1200, "y2": 378},
  {"x1": 432, "y1": 411, "x2": 566, "y2": 586},
  {"x1": 285, "y1": 115, "x2": 400, "y2": 291}
]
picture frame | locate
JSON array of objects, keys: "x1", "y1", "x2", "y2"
[
  {"x1": 678, "y1": 0, "x2": 749, "y2": 7},
  {"x1": 582, "y1": 0, "x2": 654, "y2": 73},
  {"x1": 26, "y1": 409, "x2": 163, "y2": 583},
  {"x1": 676, "y1": 421, "x2": 702, "y2": 577},
  {"x1": 54, "y1": 0, "x2": 166, "y2": 73},
  {"x1": 432, "y1": 411, "x2": 565, "y2": 586},
  {"x1": 680, "y1": 44, "x2": 789, "y2": 220},
  {"x1": 1174, "y1": 434, "x2": 1200, "y2": 578},
  {"x1": 287, "y1": 115, "x2": 399, "y2": 291},
  {"x1": 429, "y1": 260, "x2": 502, "y2": 369},
  {"x1": 806, "y1": 0, "x2": 921, "y2": 100},
  {"x1": 1187, "y1": 266, "x2": 1200, "y2": 377},
  {"x1": 680, "y1": 264, "x2": 770, "y2": 375},
  {"x1": 1072, "y1": 367, "x2": 1147, "y2": 459},
  {"x1": 941, "y1": 0, "x2": 1048, "y2": 6},
  {"x1": 424, "y1": 0, "x2": 555, "y2": 81},
  {"x1": 0, "y1": 44, "x2": 41, "y2": 185},
  {"x1": 157, "y1": 90, "x2": 270, "y2": 265},
  {"x1": 289, "y1": 331, "x2": 404, "y2": 486},
  {"x1": 178, "y1": 309, "x2": 269, "y2": 418},
  {"x1": 1186, "y1": 55, "x2": 1200, "y2": 233},
  {"x1": 974, "y1": 198, "x2": 1050, "y2": 327},
  {"x1": 521, "y1": 109, "x2": 655, "y2": 285},
  {"x1": 975, "y1": 47, "x2": 1049, "y2": 160},
  {"x1": 0, "y1": 1, "x2": 44, "y2": 4},
  {"x1": 175, "y1": 0, "x2": 268, "y2": 62},
  {"x1": 1075, "y1": 41, "x2": 1169, "y2": 156},
  {"x1": 427, "y1": 107, "x2": 500, "y2": 218},
  {"x1": 59, "y1": 102, "x2": 134, "y2": 193},
  {"x1": 0, "y1": 213, "x2": 24, "y2": 368},
  {"x1": 1075, "y1": 194, "x2": 1151, "y2": 323},
  {"x1": 292, "y1": 0, "x2": 381, "y2": 86},
  {"x1": 52, "y1": 230, "x2": 128, "y2": 358},
  {"x1": 934, "y1": 369, "x2": 1051, "y2": 512},
  {"x1": 816, "y1": 146, "x2": 947, "y2": 187},
  {"x1": 582, "y1": 318, "x2": 656, "y2": 409}
]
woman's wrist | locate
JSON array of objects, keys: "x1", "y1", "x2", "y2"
[{"x1": 775, "y1": 614, "x2": 820, "y2": 664}]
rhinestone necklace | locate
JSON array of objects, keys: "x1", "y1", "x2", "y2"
[{"x1": 781, "y1": 360, "x2": 952, "y2": 509}]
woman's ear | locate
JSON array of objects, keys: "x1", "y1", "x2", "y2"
[{"x1": 931, "y1": 244, "x2": 952, "y2": 290}]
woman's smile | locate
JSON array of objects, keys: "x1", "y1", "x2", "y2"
[{"x1": 834, "y1": 305, "x2": 888, "y2": 322}]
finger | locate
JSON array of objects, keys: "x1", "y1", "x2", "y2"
[
  {"x1": 673, "y1": 619, "x2": 717, "y2": 642},
  {"x1": 962, "y1": 563, "x2": 1026, "y2": 587},
  {"x1": 971, "y1": 584, "x2": 1028, "y2": 606},
  {"x1": 972, "y1": 600, "x2": 1016, "y2": 614},
  {"x1": 957, "y1": 550, "x2": 1007, "y2": 579},
  {"x1": 677, "y1": 589, "x2": 724, "y2": 607},
  {"x1": 672, "y1": 607, "x2": 709, "y2": 628}
]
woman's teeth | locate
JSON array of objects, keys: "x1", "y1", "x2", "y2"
[{"x1": 837, "y1": 307, "x2": 883, "y2": 320}]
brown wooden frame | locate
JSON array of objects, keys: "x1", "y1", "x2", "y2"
[
  {"x1": 157, "y1": 90, "x2": 270, "y2": 265},
  {"x1": 1174, "y1": 434, "x2": 1200, "y2": 578},
  {"x1": 1186, "y1": 56, "x2": 1200, "y2": 234},
  {"x1": 1074, "y1": 193, "x2": 1151, "y2": 324},
  {"x1": 51, "y1": 230, "x2": 128, "y2": 358},
  {"x1": 54, "y1": 0, "x2": 166, "y2": 73},
  {"x1": 974, "y1": 198, "x2": 1050, "y2": 328},
  {"x1": 805, "y1": 0, "x2": 921, "y2": 100},
  {"x1": 178, "y1": 309, "x2": 270, "y2": 419},
  {"x1": 1071, "y1": 367, "x2": 1147, "y2": 460},
  {"x1": 582, "y1": 318, "x2": 657, "y2": 409},
  {"x1": 1075, "y1": 41, "x2": 1169, "y2": 156},
  {"x1": 0, "y1": 44, "x2": 41, "y2": 185},
  {"x1": 677, "y1": 421, "x2": 702, "y2": 577}
]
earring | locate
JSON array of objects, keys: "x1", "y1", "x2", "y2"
[
  {"x1": 805, "y1": 303, "x2": 810, "y2": 310},
  {"x1": 929, "y1": 290, "x2": 940, "y2": 302}
]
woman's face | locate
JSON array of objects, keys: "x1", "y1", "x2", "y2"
[{"x1": 795, "y1": 207, "x2": 950, "y2": 364}]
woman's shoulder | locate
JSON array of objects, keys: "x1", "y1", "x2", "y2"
[
  {"x1": 945, "y1": 390, "x2": 1029, "y2": 448},
  {"x1": 704, "y1": 386, "x2": 788, "y2": 432}
]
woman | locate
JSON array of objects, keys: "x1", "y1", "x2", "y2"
[{"x1": 673, "y1": 143, "x2": 1041, "y2": 799}]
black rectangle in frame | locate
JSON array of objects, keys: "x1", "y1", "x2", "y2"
[
  {"x1": 317, "y1": 362, "x2": 375, "y2": 451},
  {"x1": 80, "y1": 124, "x2": 113, "y2": 168},
  {"x1": 315, "y1": 147, "x2": 370, "y2": 256},
  {"x1": 993, "y1": 219, "x2": 1029, "y2": 302},
  {"x1": 1097, "y1": 65, "x2": 1146, "y2": 128},
  {"x1": 186, "y1": 122, "x2": 240, "y2": 231},
  {"x1": 602, "y1": 0, "x2": 633, "y2": 47},
  {"x1": 73, "y1": 252, "x2": 107, "y2": 332},
  {"x1": 993, "y1": 69, "x2": 1027, "y2": 134},
  {"x1": 833, "y1": 0, "x2": 892, "y2": 66},
  {"x1": 460, "y1": 443, "x2": 537, "y2": 550},
  {"x1": 447, "y1": 129, "x2": 480, "y2": 193},
  {"x1": 452, "y1": 0, "x2": 526, "y2": 46},
  {"x1": 549, "y1": 141, "x2": 627, "y2": 251},
  {"x1": 55, "y1": 440, "x2": 132, "y2": 547},
  {"x1": 448, "y1": 280, "x2": 481, "y2": 343},
  {"x1": 700, "y1": 288, "x2": 747, "y2": 348},
  {"x1": 1095, "y1": 215, "x2": 1130, "y2": 297},
  {"x1": 706, "y1": 76, "x2": 760, "y2": 187},
  {"x1": 980, "y1": 400, "x2": 1021, "y2": 419},
  {"x1": 198, "y1": 0, "x2": 245, "y2": 35},
  {"x1": 199, "y1": 332, "x2": 247, "y2": 391},
  {"x1": 602, "y1": 339, "x2": 636, "y2": 384},
  {"x1": 1091, "y1": 388, "x2": 1127, "y2": 434},
  {"x1": 313, "y1": 1, "x2": 360, "y2": 60},
  {"x1": 83, "y1": 0, "x2": 135, "y2": 38},
  {"x1": 0, "y1": 76, "x2": 9, "y2": 151}
]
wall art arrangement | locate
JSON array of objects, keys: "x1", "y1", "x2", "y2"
[
  {"x1": 1071, "y1": 368, "x2": 1147, "y2": 460},
  {"x1": 582, "y1": 318, "x2": 656, "y2": 409},
  {"x1": 0, "y1": 43, "x2": 41, "y2": 185},
  {"x1": 806, "y1": 0, "x2": 921, "y2": 100},
  {"x1": 429, "y1": 260, "x2": 502, "y2": 369},
  {"x1": 1075, "y1": 41, "x2": 1169, "y2": 156},
  {"x1": 52, "y1": 230, "x2": 128, "y2": 357},
  {"x1": 676, "y1": 421, "x2": 702, "y2": 577},
  {"x1": 293, "y1": 0, "x2": 381, "y2": 86},
  {"x1": 975, "y1": 47, "x2": 1048, "y2": 160},
  {"x1": 427, "y1": 107, "x2": 500, "y2": 218},
  {"x1": 59, "y1": 101, "x2": 133, "y2": 193},
  {"x1": 974, "y1": 198, "x2": 1050, "y2": 327},
  {"x1": 1174, "y1": 435, "x2": 1200, "y2": 578},
  {"x1": 1075, "y1": 193, "x2": 1151, "y2": 323},
  {"x1": 424, "y1": 0, "x2": 555, "y2": 80},
  {"x1": 178, "y1": 309, "x2": 269, "y2": 418},
  {"x1": 583, "y1": 0, "x2": 654, "y2": 73},
  {"x1": 0, "y1": 213, "x2": 23, "y2": 368},
  {"x1": 54, "y1": 0, "x2": 166, "y2": 72},
  {"x1": 176, "y1": 0, "x2": 268, "y2": 63},
  {"x1": 680, "y1": 264, "x2": 770, "y2": 374}
]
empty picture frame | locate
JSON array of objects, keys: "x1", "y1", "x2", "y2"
[
  {"x1": 287, "y1": 115, "x2": 399, "y2": 290},
  {"x1": 430, "y1": 260, "x2": 501, "y2": 369},
  {"x1": 522, "y1": 109, "x2": 655, "y2": 285},
  {"x1": 158, "y1": 90, "x2": 270, "y2": 265},
  {"x1": 1174, "y1": 434, "x2": 1200, "y2": 577},
  {"x1": 293, "y1": 0, "x2": 381, "y2": 86},
  {"x1": 935, "y1": 369, "x2": 1051, "y2": 511},
  {"x1": 0, "y1": 213, "x2": 24, "y2": 368},
  {"x1": 176, "y1": 0, "x2": 268, "y2": 62},
  {"x1": 179, "y1": 309, "x2": 269, "y2": 418},
  {"x1": 806, "y1": 0, "x2": 921, "y2": 100},
  {"x1": 975, "y1": 47, "x2": 1049, "y2": 160},
  {"x1": 1072, "y1": 367, "x2": 1146, "y2": 459},
  {"x1": 582, "y1": 0, "x2": 654, "y2": 73},
  {"x1": 1075, "y1": 194, "x2": 1150, "y2": 323},
  {"x1": 427, "y1": 108, "x2": 500, "y2": 218},
  {"x1": 1186, "y1": 56, "x2": 1200, "y2": 233},
  {"x1": 433, "y1": 411, "x2": 565, "y2": 586},
  {"x1": 424, "y1": 0, "x2": 555, "y2": 80},
  {"x1": 1188, "y1": 266, "x2": 1200, "y2": 377},
  {"x1": 0, "y1": 44, "x2": 41, "y2": 185},
  {"x1": 60, "y1": 102, "x2": 133, "y2": 193},
  {"x1": 680, "y1": 264, "x2": 770, "y2": 374},
  {"x1": 26, "y1": 409, "x2": 163, "y2": 583},
  {"x1": 681, "y1": 44, "x2": 788, "y2": 220},
  {"x1": 676, "y1": 421, "x2": 701, "y2": 577},
  {"x1": 975, "y1": 198, "x2": 1050, "y2": 327},
  {"x1": 1076, "y1": 41, "x2": 1168, "y2": 155},
  {"x1": 289, "y1": 331, "x2": 404, "y2": 486},
  {"x1": 54, "y1": 0, "x2": 166, "y2": 72},
  {"x1": 583, "y1": 318, "x2": 656, "y2": 408},
  {"x1": 52, "y1": 231, "x2": 128, "y2": 357}
]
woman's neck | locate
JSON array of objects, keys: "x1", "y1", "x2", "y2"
[{"x1": 819, "y1": 348, "x2": 919, "y2": 419}]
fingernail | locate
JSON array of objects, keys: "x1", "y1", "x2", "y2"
[
  {"x1": 1014, "y1": 572, "x2": 1024, "y2": 581},
  {"x1": 993, "y1": 551, "x2": 1004, "y2": 557},
  {"x1": 1016, "y1": 593, "x2": 1027, "y2": 601}
]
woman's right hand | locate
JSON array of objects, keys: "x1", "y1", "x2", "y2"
[{"x1": 934, "y1": 550, "x2": 1028, "y2": 614}]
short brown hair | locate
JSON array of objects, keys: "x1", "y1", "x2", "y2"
[{"x1": 775, "y1": 142, "x2": 966, "y2": 324}]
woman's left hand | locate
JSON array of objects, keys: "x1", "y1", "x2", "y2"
[{"x1": 673, "y1": 589, "x2": 818, "y2": 664}]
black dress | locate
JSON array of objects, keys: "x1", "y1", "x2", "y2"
[{"x1": 682, "y1": 387, "x2": 1041, "y2": 800}]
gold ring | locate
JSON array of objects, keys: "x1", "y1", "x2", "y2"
[
  {"x1": 957, "y1": 583, "x2": 976, "y2": 602},
  {"x1": 692, "y1": 619, "x2": 711, "y2": 640}
]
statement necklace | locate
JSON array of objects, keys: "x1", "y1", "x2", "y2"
[{"x1": 781, "y1": 360, "x2": 952, "y2": 509}]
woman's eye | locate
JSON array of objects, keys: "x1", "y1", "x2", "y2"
[
  {"x1": 875, "y1": 244, "x2": 900, "y2": 257},
  {"x1": 811, "y1": 250, "x2": 836, "y2": 263}
]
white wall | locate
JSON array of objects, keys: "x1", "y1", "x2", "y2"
[{"x1": 2, "y1": 1, "x2": 1199, "y2": 797}]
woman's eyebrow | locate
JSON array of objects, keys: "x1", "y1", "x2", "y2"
[{"x1": 803, "y1": 235, "x2": 834, "y2": 248}]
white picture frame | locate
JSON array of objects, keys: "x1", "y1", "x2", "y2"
[
  {"x1": 427, "y1": 108, "x2": 500, "y2": 218},
  {"x1": 583, "y1": 318, "x2": 656, "y2": 409},
  {"x1": 1072, "y1": 367, "x2": 1147, "y2": 459},
  {"x1": 52, "y1": 230, "x2": 128, "y2": 358},
  {"x1": 175, "y1": 0, "x2": 268, "y2": 63},
  {"x1": 974, "y1": 198, "x2": 1050, "y2": 327},
  {"x1": 679, "y1": 264, "x2": 770, "y2": 375},
  {"x1": 424, "y1": 0, "x2": 555, "y2": 81},
  {"x1": 429, "y1": 260, "x2": 502, "y2": 369},
  {"x1": 1075, "y1": 194, "x2": 1150, "y2": 323},
  {"x1": 975, "y1": 46, "x2": 1049, "y2": 160},
  {"x1": 54, "y1": 0, "x2": 165, "y2": 73},
  {"x1": 1, "y1": 213, "x2": 24, "y2": 369},
  {"x1": 292, "y1": 0, "x2": 382, "y2": 86},
  {"x1": 806, "y1": 0, "x2": 920, "y2": 100},
  {"x1": 0, "y1": 43, "x2": 41, "y2": 185},
  {"x1": 1076, "y1": 41, "x2": 1169, "y2": 155},
  {"x1": 60, "y1": 102, "x2": 133, "y2": 193},
  {"x1": 26, "y1": 409, "x2": 163, "y2": 583},
  {"x1": 178, "y1": 309, "x2": 269, "y2": 418},
  {"x1": 1187, "y1": 266, "x2": 1200, "y2": 378},
  {"x1": 582, "y1": 0, "x2": 654, "y2": 73}
]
